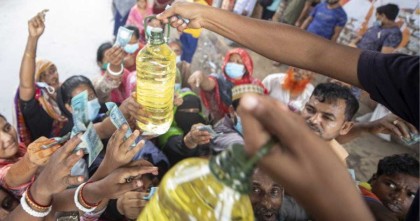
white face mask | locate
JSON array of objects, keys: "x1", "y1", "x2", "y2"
[
  {"x1": 176, "y1": 55, "x2": 181, "y2": 64},
  {"x1": 36, "y1": 82, "x2": 56, "y2": 95}
]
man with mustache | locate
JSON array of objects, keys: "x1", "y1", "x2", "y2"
[
  {"x1": 279, "y1": 82, "x2": 359, "y2": 220},
  {"x1": 263, "y1": 67, "x2": 314, "y2": 112},
  {"x1": 360, "y1": 154, "x2": 419, "y2": 221},
  {"x1": 301, "y1": 82, "x2": 358, "y2": 165},
  {"x1": 250, "y1": 168, "x2": 284, "y2": 221}
]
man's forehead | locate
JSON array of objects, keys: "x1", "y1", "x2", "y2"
[{"x1": 308, "y1": 96, "x2": 347, "y2": 114}]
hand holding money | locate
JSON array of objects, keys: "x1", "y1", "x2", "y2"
[
  {"x1": 28, "y1": 9, "x2": 48, "y2": 39},
  {"x1": 30, "y1": 135, "x2": 85, "y2": 204},
  {"x1": 101, "y1": 124, "x2": 145, "y2": 173},
  {"x1": 105, "y1": 46, "x2": 126, "y2": 74},
  {"x1": 27, "y1": 136, "x2": 61, "y2": 166}
]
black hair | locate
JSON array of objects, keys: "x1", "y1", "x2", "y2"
[
  {"x1": 232, "y1": 99, "x2": 240, "y2": 111},
  {"x1": 96, "y1": 42, "x2": 113, "y2": 63},
  {"x1": 377, "y1": 4, "x2": 399, "y2": 21},
  {"x1": 311, "y1": 83, "x2": 359, "y2": 121},
  {"x1": 0, "y1": 113, "x2": 5, "y2": 121},
  {"x1": 125, "y1": 25, "x2": 140, "y2": 40},
  {"x1": 56, "y1": 75, "x2": 96, "y2": 118},
  {"x1": 376, "y1": 154, "x2": 419, "y2": 178}
]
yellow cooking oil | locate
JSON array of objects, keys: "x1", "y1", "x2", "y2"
[
  {"x1": 137, "y1": 140, "x2": 277, "y2": 220},
  {"x1": 136, "y1": 27, "x2": 176, "y2": 136},
  {"x1": 138, "y1": 158, "x2": 254, "y2": 221}
]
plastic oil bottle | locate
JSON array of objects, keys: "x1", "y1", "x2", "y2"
[
  {"x1": 136, "y1": 19, "x2": 176, "y2": 136},
  {"x1": 137, "y1": 140, "x2": 276, "y2": 220}
]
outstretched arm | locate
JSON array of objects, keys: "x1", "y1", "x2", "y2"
[
  {"x1": 19, "y1": 10, "x2": 48, "y2": 102},
  {"x1": 157, "y1": 2, "x2": 362, "y2": 88}
]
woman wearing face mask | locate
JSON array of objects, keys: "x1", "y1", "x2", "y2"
[
  {"x1": 123, "y1": 26, "x2": 145, "y2": 73},
  {"x1": 56, "y1": 76, "x2": 104, "y2": 136},
  {"x1": 188, "y1": 48, "x2": 267, "y2": 123},
  {"x1": 94, "y1": 42, "x2": 131, "y2": 104},
  {"x1": 16, "y1": 10, "x2": 68, "y2": 145}
]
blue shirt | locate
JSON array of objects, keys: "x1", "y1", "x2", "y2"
[
  {"x1": 307, "y1": 3, "x2": 347, "y2": 39},
  {"x1": 357, "y1": 25, "x2": 402, "y2": 52}
]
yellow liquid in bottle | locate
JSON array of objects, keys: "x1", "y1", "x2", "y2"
[
  {"x1": 136, "y1": 41, "x2": 176, "y2": 136},
  {"x1": 138, "y1": 158, "x2": 254, "y2": 221}
]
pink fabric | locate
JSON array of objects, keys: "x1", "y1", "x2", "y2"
[
  {"x1": 0, "y1": 144, "x2": 33, "y2": 198},
  {"x1": 125, "y1": 71, "x2": 137, "y2": 96},
  {"x1": 101, "y1": 69, "x2": 132, "y2": 104},
  {"x1": 126, "y1": 5, "x2": 153, "y2": 34}
]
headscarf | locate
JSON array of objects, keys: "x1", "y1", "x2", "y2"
[
  {"x1": 200, "y1": 48, "x2": 267, "y2": 122},
  {"x1": 35, "y1": 59, "x2": 54, "y2": 82},
  {"x1": 174, "y1": 94, "x2": 206, "y2": 133},
  {"x1": 222, "y1": 48, "x2": 254, "y2": 85}
]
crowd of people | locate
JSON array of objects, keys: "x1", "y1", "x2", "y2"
[{"x1": 0, "y1": 0, "x2": 418, "y2": 221}]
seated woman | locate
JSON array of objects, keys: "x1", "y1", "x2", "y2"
[
  {"x1": 0, "y1": 114, "x2": 58, "y2": 199},
  {"x1": 16, "y1": 11, "x2": 67, "y2": 145},
  {"x1": 94, "y1": 42, "x2": 131, "y2": 104},
  {"x1": 157, "y1": 90, "x2": 211, "y2": 166},
  {"x1": 188, "y1": 48, "x2": 266, "y2": 123}
]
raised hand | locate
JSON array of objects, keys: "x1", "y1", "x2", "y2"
[
  {"x1": 30, "y1": 135, "x2": 85, "y2": 205},
  {"x1": 105, "y1": 46, "x2": 126, "y2": 67},
  {"x1": 26, "y1": 137, "x2": 61, "y2": 166},
  {"x1": 102, "y1": 124, "x2": 144, "y2": 170},
  {"x1": 28, "y1": 9, "x2": 48, "y2": 38}
]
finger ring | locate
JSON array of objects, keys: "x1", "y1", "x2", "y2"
[
  {"x1": 393, "y1": 120, "x2": 399, "y2": 125},
  {"x1": 125, "y1": 177, "x2": 134, "y2": 183}
]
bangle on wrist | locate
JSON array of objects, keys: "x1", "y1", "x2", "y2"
[
  {"x1": 27, "y1": 183, "x2": 52, "y2": 210},
  {"x1": 21, "y1": 191, "x2": 52, "y2": 217},
  {"x1": 74, "y1": 182, "x2": 100, "y2": 213},
  {"x1": 24, "y1": 52, "x2": 35, "y2": 59},
  {"x1": 106, "y1": 63, "x2": 123, "y2": 76}
]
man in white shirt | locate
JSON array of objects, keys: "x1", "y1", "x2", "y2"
[{"x1": 263, "y1": 67, "x2": 314, "y2": 112}]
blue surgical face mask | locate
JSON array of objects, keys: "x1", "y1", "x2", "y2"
[
  {"x1": 373, "y1": 20, "x2": 382, "y2": 27},
  {"x1": 176, "y1": 55, "x2": 181, "y2": 64},
  {"x1": 234, "y1": 115, "x2": 243, "y2": 135},
  {"x1": 225, "y1": 62, "x2": 245, "y2": 79},
  {"x1": 87, "y1": 98, "x2": 101, "y2": 121},
  {"x1": 124, "y1": 43, "x2": 139, "y2": 54}
]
